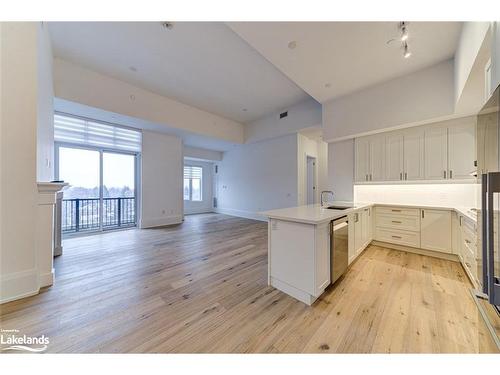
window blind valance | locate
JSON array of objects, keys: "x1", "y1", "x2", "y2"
[
  {"x1": 184, "y1": 166, "x2": 202, "y2": 179},
  {"x1": 54, "y1": 114, "x2": 142, "y2": 152}
]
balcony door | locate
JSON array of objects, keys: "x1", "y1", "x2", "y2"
[{"x1": 56, "y1": 144, "x2": 138, "y2": 235}]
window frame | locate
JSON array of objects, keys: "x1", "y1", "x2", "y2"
[{"x1": 183, "y1": 165, "x2": 203, "y2": 202}]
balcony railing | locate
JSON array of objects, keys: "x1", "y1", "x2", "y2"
[{"x1": 62, "y1": 197, "x2": 136, "y2": 234}]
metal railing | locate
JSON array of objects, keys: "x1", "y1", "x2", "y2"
[{"x1": 62, "y1": 197, "x2": 136, "y2": 233}]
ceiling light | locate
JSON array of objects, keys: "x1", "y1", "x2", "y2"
[
  {"x1": 400, "y1": 22, "x2": 409, "y2": 42},
  {"x1": 288, "y1": 41, "x2": 297, "y2": 50},
  {"x1": 403, "y1": 42, "x2": 412, "y2": 58},
  {"x1": 161, "y1": 22, "x2": 174, "y2": 30}
]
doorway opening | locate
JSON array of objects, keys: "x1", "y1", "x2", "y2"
[{"x1": 306, "y1": 156, "x2": 317, "y2": 205}]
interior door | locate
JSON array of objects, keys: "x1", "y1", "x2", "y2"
[
  {"x1": 385, "y1": 133, "x2": 403, "y2": 181},
  {"x1": 424, "y1": 126, "x2": 448, "y2": 180},
  {"x1": 448, "y1": 122, "x2": 476, "y2": 180},
  {"x1": 404, "y1": 128, "x2": 425, "y2": 180}
]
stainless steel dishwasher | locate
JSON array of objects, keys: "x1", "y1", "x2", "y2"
[{"x1": 330, "y1": 215, "x2": 349, "y2": 284}]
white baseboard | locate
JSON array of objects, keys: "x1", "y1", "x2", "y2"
[
  {"x1": 0, "y1": 268, "x2": 39, "y2": 304},
  {"x1": 38, "y1": 269, "x2": 55, "y2": 288},
  {"x1": 214, "y1": 207, "x2": 267, "y2": 222},
  {"x1": 139, "y1": 215, "x2": 183, "y2": 229},
  {"x1": 184, "y1": 207, "x2": 214, "y2": 215}
]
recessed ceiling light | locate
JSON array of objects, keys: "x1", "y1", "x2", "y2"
[
  {"x1": 325, "y1": 83, "x2": 332, "y2": 88},
  {"x1": 161, "y1": 22, "x2": 174, "y2": 30},
  {"x1": 129, "y1": 66, "x2": 137, "y2": 72},
  {"x1": 288, "y1": 41, "x2": 297, "y2": 50}
]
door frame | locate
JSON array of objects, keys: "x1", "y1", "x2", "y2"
[
  {"x1": 55, "y1": 142, "x2": 140, "y2": 236},
  {"x1": 305, "y1": 154, "x2": 318, "y2": 205}
]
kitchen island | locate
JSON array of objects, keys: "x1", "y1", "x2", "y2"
[{"x1": 261, "y1": 202, "x2": 372, "y2": 305}]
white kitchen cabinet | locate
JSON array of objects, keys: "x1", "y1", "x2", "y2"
[
  {"x1": 420, "y1": 209, "x2": 452, "y2": 253},
  {"x1": 385, "y1": 133, "x2": 404, "y2": 181},
  {"x1": 355, "y1": 137, "x2": 370, "y2": 182},
  {"x1": 448, "y1": 122, "x2": 476, "y2": 180},
  {"x1": 355, "y1": 135, "x2": 385, "y2": 182},
  {"x1": 369, "y1": 136, "x2": 385, "y2": 181},
  {"x1": 477, "y1": 111, "x2": 498, "y2": 176},
  {"x1": 424, "y1": 126, "x2": 448, "y2": 180},
  {"x1": 451, "y1": 211, "x2": 460, "y2": 255},
  {"x1": 268, "y1": 219, "x2": 330, "y2": 305},
  {"x1": 354, "y1": 211, "x2": 363, "y2": 254},
  {"x1": 403, "y1": 127, "x2": 425, "y2": 180},
  {"x1": 361, "y1": 207, "x2": 372, "y2": 248}
]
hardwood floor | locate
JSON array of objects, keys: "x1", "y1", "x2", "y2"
[{"x1": 0, "y1": 213, "x2": 498, "y2": 353}]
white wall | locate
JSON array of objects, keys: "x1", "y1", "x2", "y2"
[
  {"x1": 53, "y1": 58, "x2": 245, "y2": 144},
  {"x1": 297, "y1": 134, "x2": 328, "y2": 205},
  {"x1": 455, "y1": 22, "x2": 491, "y2": 104},
  {"x1": 245, "y1": 98, "x2": 321, "y2": 143},
  {"x1": 140, "y1": 131, "x2": 183, "y2": 228},
  {"x1": 184, "y1": 160, "x2": 214, "y2": 215},
  {"x1": 323, "y1": 60, "x2": 455, "y2": 141},
  {"x1": 328, "y1": 139, "x2": 354, "y2": 201},
  {"x1": 0, "y1": 23, "x2": 39, "y2": 303},
  {"x1": 354, "y1": 184, "x2": 478, "y2": 208},
  {"x1": 492, "y1": 22, "x2": 500, "y2": 92},
  {"x1": 183, "y1": 145, "x2": 222, "y2": 161},
  {"x1": 215, "y1": 133, "x2": 298, "y2": 220},
  {"x1": 36, "y1": 22, "x2": 54, "y2": 182}
]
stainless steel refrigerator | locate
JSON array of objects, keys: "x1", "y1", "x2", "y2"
[{"x1": 478, "y1": 83, "x2": 500, "y2": 312}]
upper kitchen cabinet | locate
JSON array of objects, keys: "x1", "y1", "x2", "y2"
[
  {"x1": 355, "y1": 135, "x2": 385, "y2": 182},
  {"x1": 423, "y1": 125, "x2": 448, "y2": 180},
  {"x1": 403, "y1": 127, "x2": 425, "y2": 180},
  {"x1": 385, "y1": 133, "x2": 404, "y2": 181},
  {"x1": 447, "y1": 121, "x2": 476, "y2": 180},
  {"x1": 354, "y1": 117, "x2": 476, "y2": 183}
]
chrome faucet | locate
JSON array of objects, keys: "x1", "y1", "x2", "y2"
[{"x1": 320, "y1": 191, "x2": 334, "y2": 207}]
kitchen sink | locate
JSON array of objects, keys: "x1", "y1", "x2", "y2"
[{"x1": 325, "y1": 206, "x2": 351, "y2": 210}]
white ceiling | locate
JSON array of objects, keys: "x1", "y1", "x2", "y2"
[
  {"x1": 48, "y1": 22, "x2": 310, "y2": 124},
  {"x1": 228, "y1": 22, "x2": 463, "y2": 103}
]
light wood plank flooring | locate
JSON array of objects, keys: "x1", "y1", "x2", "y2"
[{"x1": 0, "y1": 213, "x2": 498, "y2": 353}]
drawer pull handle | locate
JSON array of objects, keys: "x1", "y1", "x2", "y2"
[
  {"x1": 391, "y1": 235, "x2": 402, "y2": 239},
  {"x1": 465, "y1": 239, "x2": 471, "y2": 244},
  {"x1": 391, "y1": 220, "x2": 402, "y2": 224},
  {"x1": 465, "y1": 262, "x2": 471, "y2": 268},
  {"x1": 391, "y1": 209, "x2": 401, "y2": 212}
]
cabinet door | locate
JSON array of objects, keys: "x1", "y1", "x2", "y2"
[
  {"x1": 385, "y1": 133, "x2": 404, "y2": 181},
  {"x1": 421, "y1": 209, "x2": 452, "y2": 253},
  {"x1": 403, "y1": 128, "x2": 425, "y2": 180},
  {"x1": 362, "y1": 207, "x2": 372, "y2": 246},
  {"x1": 451, "y1": 211, "x2": 460, "y2": 255},
  {"x1": 369, "y1": 136, "x2": 385, "y2": 181},
  {"x1": 354, "y1": 212, "x2": 363, "y2": 254},
  {"x1": 355, "y1": 138, "x2": 370, "y2": 182},
  {"x1": 448, "y1": 122, "x2": 476, "y2": 179},
  {"x1": 424, "y1": 126, "x2": 448, "y2": 180}
]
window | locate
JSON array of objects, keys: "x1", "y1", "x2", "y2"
[
  {"x1": 184, "y1": 166, "x2": 203, "y2": 201},
  {"x1": 54, "y1": 113, "x2": 142, "y2": 152}
]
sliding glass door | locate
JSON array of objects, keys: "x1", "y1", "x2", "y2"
[{"x1": 56, "y1": 144, "x2": 138, "y2": 235}]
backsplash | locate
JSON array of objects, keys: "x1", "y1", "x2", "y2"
[{"x1": 354, "y1": 183, "x2": 479, "y2": 208}]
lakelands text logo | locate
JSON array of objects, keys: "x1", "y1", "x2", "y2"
[{"x1": 0, "y1": 329, "x2": 49, "y2": 353}]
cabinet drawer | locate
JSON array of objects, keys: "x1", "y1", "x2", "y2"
[
  {"x1": 376, "y1": 214, "x2": 420, "y2": 231},
  {"x1": 376, "y1": 206, "x2": 420, "y2": 217},
  {"x1": 375, "y1": 227, "x2": 420, "y2": 248},
  {"x1": 462, "y1": 249, "x2": 478, "y2": 285}
]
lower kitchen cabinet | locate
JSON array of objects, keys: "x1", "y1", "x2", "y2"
[
  {"x1": 351, "y1": 208, "x2": 372, "y2": 262},
  {"x1": 420, "y1": 209, "x2": 452, "y2": 253}
]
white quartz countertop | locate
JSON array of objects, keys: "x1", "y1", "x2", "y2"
[
  {"x1": 261, "y1": 201, "x2": 373, "y2": 225},
  {"x1": 261, "y1": 201, "x2": 477, "y2": 225}
]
